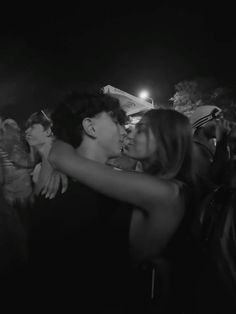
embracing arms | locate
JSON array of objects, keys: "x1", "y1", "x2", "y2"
[{"x1": 48, "y1": 140, "x2": 176, "y2": 212}]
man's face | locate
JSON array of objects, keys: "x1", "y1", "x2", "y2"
[
  {"x1": 93, "y1": 112, "x2": 125, "y2": 159},
  {"x1": 25, "y1": 123, "x2": 51, "y2": 147}
]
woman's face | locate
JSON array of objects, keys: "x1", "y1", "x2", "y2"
[
  {"x1": 25, "y1": 123, "x2": 51, "y2": 147},
  {"x1": 123, "y1": 117, "x2": 157, "y2": 161}
]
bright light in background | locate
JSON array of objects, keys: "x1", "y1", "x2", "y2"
[
  {"x1": 138, "y1": 90, "x2": 154, "y2": 106},
  {"x1": 139, "y1": 90, "x2": 150, "y2": 99}
]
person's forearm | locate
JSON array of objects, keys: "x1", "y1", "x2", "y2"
[{"x1": 49, "y1": 141, "x2": 167, "y2": 211}]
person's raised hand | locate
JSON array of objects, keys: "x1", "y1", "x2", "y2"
[
  {"x1": 215, "y1": 118, "x2": 231, "y2": 142},
  {"x1": 41, "y1": 170, "x2": 68, "y2": 199}
]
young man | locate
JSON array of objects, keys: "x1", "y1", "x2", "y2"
[
  {"x1": 28, "y1": 91, "x2": 130, "y2": 311},
  {"x1": 191, "y1": 105, "x2": 230, "y2": 196},
  {"x1": 25, "y1": 109, "x2": 68, "y2": 198}
]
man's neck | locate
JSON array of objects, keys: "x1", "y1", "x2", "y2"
[
  {"x1": 75, "y1": 140, "x2": 108, "y2": 164},
  {"x1": 36, "y1": 141, "x2": 53, "y2": 159}
]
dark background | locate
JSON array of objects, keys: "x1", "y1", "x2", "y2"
[{"x1": 0, "y1": 3, "x2": 235, "y2": 123}]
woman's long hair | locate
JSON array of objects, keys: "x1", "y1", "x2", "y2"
[{"x1": 144, "y1": 109, "x2": 195, "y2": 186}]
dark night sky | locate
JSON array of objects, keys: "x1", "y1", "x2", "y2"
[{"x1": 0, "y1": 3, "x2": 236, "y2": 123}]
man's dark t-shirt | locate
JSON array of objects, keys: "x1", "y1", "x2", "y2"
[{"x1": 28, "y1": 180, "x2": 132, "y2": 309}]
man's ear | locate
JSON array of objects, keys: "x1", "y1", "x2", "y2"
[
  {"x1": 82, "y1": 118, "x2": 96, "y2": 138},
  {"x1": 45, "y1": 127, "x2": 53, "y2": 137}
]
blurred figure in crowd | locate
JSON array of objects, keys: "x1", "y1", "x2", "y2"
[
  {"x1": 191, "y1": 105, "x2": 230, "y2": 196},
  {"x1": 0, "y1": 117, "x2": 33, "y2": 210},
  {"x1": 192, "y1": 122, "x2": 236, "y2": 314},
  {"x1": 0, "y1": 116, "x2": 30, "y2": 307},
  {"x1": 25, "y1": 109, "x2": 68, "y2": 198}
]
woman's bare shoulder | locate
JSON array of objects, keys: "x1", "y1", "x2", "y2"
[
  {"x1": 145, "y1": 178, "x2": 186, "y2": 219},
  {"x1": 151, "y1": 177, "x2": 183, "y2": 201}
]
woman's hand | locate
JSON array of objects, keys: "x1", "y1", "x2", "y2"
[
  {"x1": 34, "y1": 158, "x2": 68, "y2": 199},
  {"x1": 40, "y1": 171, "x2": 68, "y2": 199}
]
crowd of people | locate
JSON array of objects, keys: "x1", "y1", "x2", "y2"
[{"x1": 0, "y1": 89, "x2": 236, "y2": 313}]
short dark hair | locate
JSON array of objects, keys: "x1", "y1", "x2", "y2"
[
  {"x1": 51, "y1": 90, "x2": 127, "y2": 148},
  {"x1": 25, "y1": 109, "x2": 53, "y2": 130}
]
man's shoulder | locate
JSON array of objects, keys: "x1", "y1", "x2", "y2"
[{"x1": 193, "y1": 139, "x2": 214, "y2": 161}]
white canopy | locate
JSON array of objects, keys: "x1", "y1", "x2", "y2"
[{"x1": 102, "y1": 85, "x2": 154, "y2": 116}]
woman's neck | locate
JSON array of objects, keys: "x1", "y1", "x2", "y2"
[{"x1": 76, "y1": 140, "x2": 108, "y2": 164}]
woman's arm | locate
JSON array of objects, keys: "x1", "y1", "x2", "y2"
[{"x1": 49, "y1": 140, "x2": 175, "y2": 211}]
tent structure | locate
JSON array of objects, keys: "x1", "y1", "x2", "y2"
[{"x1": 102, "y1": 85, "x2": 154, "y2": 116}]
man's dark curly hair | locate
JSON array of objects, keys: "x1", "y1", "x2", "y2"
[{"x1": 51, "y1": 89, "x2": 128, "y2": 148}]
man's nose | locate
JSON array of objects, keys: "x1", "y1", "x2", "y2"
[
  {"x1": 119, "y1": 125, "x2": 127, "y2": 136},
  {"x1": 127, "y1": 127, "x2": 136, "y2": 139}
]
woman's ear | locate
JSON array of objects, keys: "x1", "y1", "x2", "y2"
[{"x1": 82, "y1": 118, "x2": 96, "y2": 138}]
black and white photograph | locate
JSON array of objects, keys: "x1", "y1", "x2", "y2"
[{"x1": 0, "y1": 3, "x2": 236, "y2": 313}]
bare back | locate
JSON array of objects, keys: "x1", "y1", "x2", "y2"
[{"x1": 129, "y1": 180, "x2": 186, "y2": 262}]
